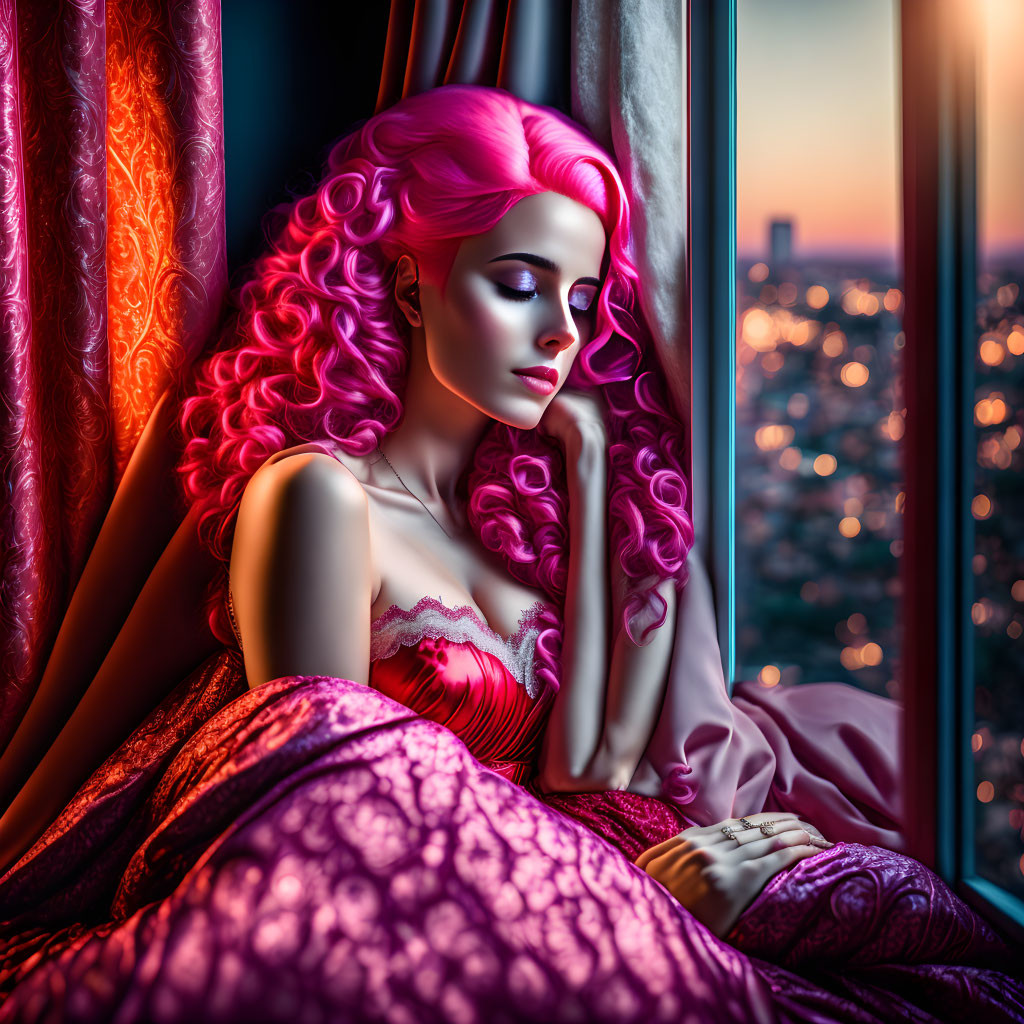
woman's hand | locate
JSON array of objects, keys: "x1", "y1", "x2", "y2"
[
  {"x1": 633, "y1": 812, "x2": 834, "y2": 939},
  {"x1": 536, "y1": 387, "x2": 607, "y2": 450}
]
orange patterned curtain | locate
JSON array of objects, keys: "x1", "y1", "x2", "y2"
[{"x1": 0, "y1": 0, "x2": 226, "y2": 744}]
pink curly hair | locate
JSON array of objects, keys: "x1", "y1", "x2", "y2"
[{"x1": 176, "y1": 85, "x2": 694, "y2": 685}]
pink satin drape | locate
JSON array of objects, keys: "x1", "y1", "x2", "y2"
[{"x1": 0, "y1": 0, "x2": 226, "y2": 747}]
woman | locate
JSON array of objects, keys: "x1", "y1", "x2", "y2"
[{"x1": 0, "y1": 86, "x2": 1021, "y2": 1022}]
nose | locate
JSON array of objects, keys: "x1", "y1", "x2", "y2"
[{"x1": 537, "y1": 294, "x2": 579, "y2": 354}]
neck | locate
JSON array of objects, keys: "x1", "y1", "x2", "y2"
[{"x1": 380, "y1": 333, "x2": 490, "y2": 509}]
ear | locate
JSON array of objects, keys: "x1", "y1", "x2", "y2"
[{"x1": 394, "y1": 254, "x2": 422, "y2": 328}]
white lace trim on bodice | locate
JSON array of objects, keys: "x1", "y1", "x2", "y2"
[{"x1": 370, "y1": 596, "x2": 548, "y2": 700}]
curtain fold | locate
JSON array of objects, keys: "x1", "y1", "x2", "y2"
[
  {"x1": 377, "y1": 0, "x2": 570, "y2": 113},
  {"x1": 0, "y1": 0, "x2": 226, "y2": 746}
]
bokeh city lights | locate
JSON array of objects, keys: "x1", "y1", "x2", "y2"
[{"x1": 738, "y1": 0, "x2": 1024, "y2": 901}]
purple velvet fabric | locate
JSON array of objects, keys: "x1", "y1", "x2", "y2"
[{"x1": 1, "y1": 649, "x2": 1021, "y2": 1023}]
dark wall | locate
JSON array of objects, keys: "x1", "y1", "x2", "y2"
[{"x1": 221, "y1": 2, "x2": 392, "y2": 280}]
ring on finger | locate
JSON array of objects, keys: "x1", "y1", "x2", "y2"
[
  {"x1": 759, "y1": 821, "x2": 777, "y2": 836},
  {"x1": 722, "y1": 816, "x2": 757, "y2": 839}
]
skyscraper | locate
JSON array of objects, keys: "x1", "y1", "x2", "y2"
[{"x1": 770, "y1": 218, "x2": 793, "y2": 266}]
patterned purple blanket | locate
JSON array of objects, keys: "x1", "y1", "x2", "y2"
[{"x1": 1, "y1": 651, "x2": 1021, "y2": 1023}]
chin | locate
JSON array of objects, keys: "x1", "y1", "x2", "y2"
[
  {"x1": 482, "y1": 398, "x2": 548, "y2": 432},
  {"x1": 476, "y1": 409, "x2": 544, "y2": 433},
  {"x1": 457, "y1": 387, "x2": 549, "y2": 432}
]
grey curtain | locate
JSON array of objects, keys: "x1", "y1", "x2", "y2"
[{"x1": 376, "y1": 0, "x2": 571, "y2": 113}]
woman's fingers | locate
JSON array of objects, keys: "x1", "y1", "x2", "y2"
[
  {"x1": 723, "y1": 825, "x2": 819, "y2": 864},
  {"x1": 631, "y1": 816, "x2": 834, "y2": 939},
  {"x1": 634, "y1": 833, "x2": 685, "y2": 868},
  {"x1": 634, "y1": 812, "x2": 833, "y2": 869},
  {"x1": 707, "y1": 813, "x2": 830, "y2": 845},
  {"x1": 725, "y1": 818, "x2": 812, "y2": 848}
]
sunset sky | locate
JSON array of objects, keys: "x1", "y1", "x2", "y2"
[
  {"x1": 978, "y1": 0, "x2": 1024, "y2": 261},
  {"x1": 737, "y1": 0, "x2": 1024, "y2": 263}
]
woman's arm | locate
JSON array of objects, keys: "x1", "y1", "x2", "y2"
[
  {"x1": 534, "y1": 392, "x2": 678, "y2": 794},
  {"x1": 588, "y1": 575, "x2": 676, "y2": 790},
  {"x1": 535, "y1": 416, "x2": 611, "y2": 789},
  {"x1": 539, "y1": 562, "x2": 677, "y2": 793},
  {"x1": 230, "y1": 452, "x2": 372, "y2": 689}
]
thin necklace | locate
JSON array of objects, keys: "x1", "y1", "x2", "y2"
[{"x1": 376, "y1": 444, "x2": 454, "y2": 540}]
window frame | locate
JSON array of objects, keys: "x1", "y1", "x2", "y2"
[
  {"x1": 687, "y1": 0, "x2": 736, "y2": 693},
  {"x1": 689, "y1": 0, "x2": 1024, "y2": 941}
]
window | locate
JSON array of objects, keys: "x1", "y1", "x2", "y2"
[
  {"x1": 971, "y1": 0, "x2": 1024, "y2": 909},
  {"x1": 735, "y1": 0, "x2": 903, "y2": 696},
  {"x1": 689, "y1": 0, "x2": 1024, "y2": 940}
]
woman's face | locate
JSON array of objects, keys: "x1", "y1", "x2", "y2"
[{"x1": 413, "y1": 191, "x2": 608, "y2": 430}]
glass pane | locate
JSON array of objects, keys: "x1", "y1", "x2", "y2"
[
  {"x1": 735, "y1": 0, "x2": 903, "y2": 696},
  {"x1": 973, "y1": 0, "x2": 1024, "y2": 901}
]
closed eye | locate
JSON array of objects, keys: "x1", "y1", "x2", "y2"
[
  {"x1": 495, "y1": 282, "x2": 537, "y2": 302},
  {"x1": 493, "y1": 276, "x2": 600, "y2": 310}
]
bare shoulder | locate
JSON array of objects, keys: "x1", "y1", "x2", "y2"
[
  {"x1": 256, "y1": 442, "x2": 368, "y2": 493},
  {"x1": 244, "y1": 444, "x2": 369, "y2": 518},
  {"x1": 233, "y1": 445, "x2": 373, "y2": 591},
  {"x1": 231, "y1": 444, "x2": 376, "y2": 689}
]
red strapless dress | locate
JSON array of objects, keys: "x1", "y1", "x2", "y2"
[
  {"x1": 368, "y1": 596, "x2": 554, "y2": 788},
  {"x1": 367, "y1": 596, "x2": 698, "y2": 864}
]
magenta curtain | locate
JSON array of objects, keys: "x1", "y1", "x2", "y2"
[{"x1": 0, "y1": 0, "x2": 226, "y2": 748}]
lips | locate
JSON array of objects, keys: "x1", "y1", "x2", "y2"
[{"x1": 513, "y1": 365, "x2": 559, "y2": 385}]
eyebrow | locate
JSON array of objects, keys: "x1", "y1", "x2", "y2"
[{"x1": 488, "y1": 252, "x2": 601, "y2": 288}]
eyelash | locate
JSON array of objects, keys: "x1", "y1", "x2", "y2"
[
  {"x1": 494, "y1": 282, "x2": 596, "y2": 312},
  {"x1": 495, "y1": 283, "x2": 535, "y2": 302}
]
